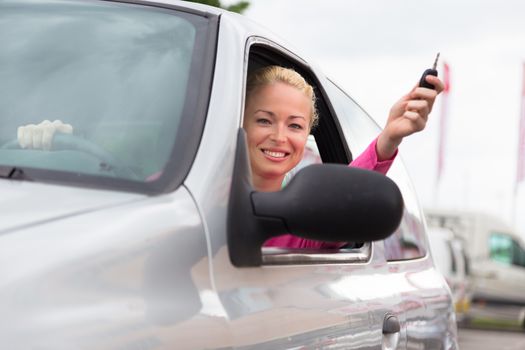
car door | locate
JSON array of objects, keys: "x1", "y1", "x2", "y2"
[{"x1": 203, "y1": 41, "x2": 409, "y2": 349}]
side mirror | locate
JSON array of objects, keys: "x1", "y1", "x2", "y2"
[{"x1": 227, "y1": 129, "x2": 404, "y2": 267}]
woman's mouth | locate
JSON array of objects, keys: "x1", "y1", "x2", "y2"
[{"x1": 262, "y1": 149, "x2": 289, "y2": 159}]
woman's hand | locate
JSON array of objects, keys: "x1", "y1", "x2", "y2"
[
  {"x1": 17, "y1": 119, "x2": 73, "y2": 150},
  {"x1": 376, "y1": 75, "x2": 444, "y2": 161}
]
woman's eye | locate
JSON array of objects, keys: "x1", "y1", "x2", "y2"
[
  {"x1": 289, "y1": 123, "x2": 303, "y2": 130},
  {"x1": 256, "y1": 118, "x2": 271, "y2": 125}
]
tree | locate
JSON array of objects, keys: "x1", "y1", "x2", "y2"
[{"x1": 183, "y1": 0, "x2": 250, "y2": 14}]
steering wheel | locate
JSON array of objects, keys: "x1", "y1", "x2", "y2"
[{"x1": 1, "y1": 133, "x2": 141, "y2": 180}]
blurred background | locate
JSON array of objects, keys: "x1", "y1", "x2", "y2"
[{"x1": 193, "y1": 0, "x2": 525, "y2": 347}]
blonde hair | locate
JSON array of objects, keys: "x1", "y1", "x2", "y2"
[{"x1": 245, "y1": 65, "x2": 319, "y2": 129}]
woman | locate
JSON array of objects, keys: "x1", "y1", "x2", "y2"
[{"x1": 242, "y1": 65, "x2": 443, "y2": 248}]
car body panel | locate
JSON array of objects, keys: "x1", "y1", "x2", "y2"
[
  {"x1": 0, "y1": 185, "x2": 215, "y2": 349},
  {"x1": 0, "y1": 180, "x2": 143, "y2": 233}
]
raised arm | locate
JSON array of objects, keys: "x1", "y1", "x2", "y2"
[{"x1": 351, "y1": 74, "x2": 444, "y2": 174}]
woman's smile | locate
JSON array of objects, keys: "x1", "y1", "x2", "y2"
[{"x1": 261, "y1": 148, "x2": 289, "y2": 160}]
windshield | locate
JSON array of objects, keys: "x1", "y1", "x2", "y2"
[{"x1": 0, "y1": 0, "x2": 214, "y2": 191}]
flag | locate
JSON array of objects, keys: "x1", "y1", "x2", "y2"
[
  {"x1": 517, "y1": 63, "x2": 525, "y2": 186},
  {"x1": 437, "y1": 62, "x2": 450, "y2": 184}
]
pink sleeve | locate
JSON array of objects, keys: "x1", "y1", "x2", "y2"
[
  {"x1": 263, "y1": 234, "x2": 346, "y2": 249},
  {"x1": 349, "y1": 137, "x2": 397, "y2": 175}
]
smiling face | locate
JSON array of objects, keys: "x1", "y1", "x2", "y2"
[{"x1": 243, "y1": 82, "x2": 311, "y2": 191}]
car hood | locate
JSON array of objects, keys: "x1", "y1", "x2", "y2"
[{"x1": 0, "y1": 180, "x2": 144, "y2": 233}]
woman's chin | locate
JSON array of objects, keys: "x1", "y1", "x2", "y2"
[{"x1": 260, "y1": 166, "x2": 293, "y2": 180}]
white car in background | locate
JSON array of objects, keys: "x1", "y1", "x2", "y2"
[
  {"x1": 0, "y1": 0, "x2": 458, "y2": 348},
  {"x1": 426, "y1": 209, "x2": 525, "y2": 329}
]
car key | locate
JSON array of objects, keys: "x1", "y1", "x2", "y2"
[{"x1": 419, "y1": 53, "x2": 440, "y2": 89}]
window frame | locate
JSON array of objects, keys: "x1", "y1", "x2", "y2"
[{"x1": 244, "y1": 37, "x2": 372, "y2": 265}]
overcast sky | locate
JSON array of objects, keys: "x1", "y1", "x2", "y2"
[{"x1": 238, "y1": 0, "x2": 525, "y2": 236}]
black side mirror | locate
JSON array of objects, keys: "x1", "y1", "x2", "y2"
[{"x1": 228, "y1": 129, "x2": 404, "y2": 267}]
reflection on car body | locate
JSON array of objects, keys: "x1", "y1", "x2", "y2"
[{"x1": 0, "y1": 0, "x2": 458, "y2": 348}]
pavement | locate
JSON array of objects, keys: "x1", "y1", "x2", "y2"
[{"x1": 458, "y1": 327, "x2": 525, "y2": 350}]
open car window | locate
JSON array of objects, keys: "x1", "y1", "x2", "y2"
[{"x1": 246, "y1": 41, "x2": 372, "y2": 263}]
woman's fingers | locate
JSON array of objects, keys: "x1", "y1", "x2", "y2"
[
  {"x1": 425, "y1": 75, "x2": 445, "y2": 93},
  {"x1": 384, "y1": 76, "x2": 444, "y2": 144},
  {"x1": 406, "y1": 100, "x2": 430, "y2": 121},
  {"x1": 402, "y1": 110, "x2": 426, "y2": 133}
]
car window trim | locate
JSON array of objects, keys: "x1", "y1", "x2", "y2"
[{"x1": 262, "y1": 242, "x2": 372, "y2": 265}]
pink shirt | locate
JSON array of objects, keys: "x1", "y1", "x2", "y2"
[{"x1": 263, "y1": 138, "x2": 397, "y2": 249}]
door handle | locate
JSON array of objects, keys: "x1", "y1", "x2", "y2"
[
  {"x1": 382, "y1": 314, "x2": 400, "y2": 350},
  {"x1": 383, "y1": 314, "x2": 400, "y2": 334}
]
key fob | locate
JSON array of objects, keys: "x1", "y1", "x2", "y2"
[
  {"x1": 419, "y1": 53, "x2": 440, "y2": 90},
  {"x1": 419, "y1": 68, "x2": 438, "y2": 89}
]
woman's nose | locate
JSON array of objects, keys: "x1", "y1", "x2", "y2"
[{"x1": 269, "y1": 125, "x2": 286, "y2": 143}]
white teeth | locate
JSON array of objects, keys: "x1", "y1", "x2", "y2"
[{"x1": 264, "y1": 150, "x2": 286, "y2": 158}]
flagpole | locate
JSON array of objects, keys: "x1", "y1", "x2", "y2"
[
  {"x1": 435, "y1": 62, "x2": 450, "y2": 208},
  {"x1": 513, "y1": 170, "x2": 520, "y2": 229},
  {"x1": 513, "y1": 62, "x2": 525, "y2": 228}
]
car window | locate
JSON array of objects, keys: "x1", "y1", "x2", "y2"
[
  {"x1": 0, "y1": 0, "x2": 214, "y2": 192},
  {"x1": 384, "y1": 215, "x2": 426, "y2": 261},
  {"x1": 489, "y1": 232, "x2": 525, "y2": 267},
  {"x1": 322, "y1": 80, "x2": 381, "y2": 157},
  {"x1": 247, "y1": 43, "x2": 372, "y2": 262},
  {"x1": 490, "y1": 233, "x2": 513, "y2": 265}
]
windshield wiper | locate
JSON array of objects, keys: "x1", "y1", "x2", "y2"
[{"x1": 0, "y1": 166, "x2": 31, "y2": 180}]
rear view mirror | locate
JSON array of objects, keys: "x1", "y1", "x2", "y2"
[{"x1": 228, "y1": 129, "x2": 404, "y2": 267}]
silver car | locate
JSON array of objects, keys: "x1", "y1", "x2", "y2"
[{"x1": 0, "y1": 0, "x2": 458, "y2": 349}]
